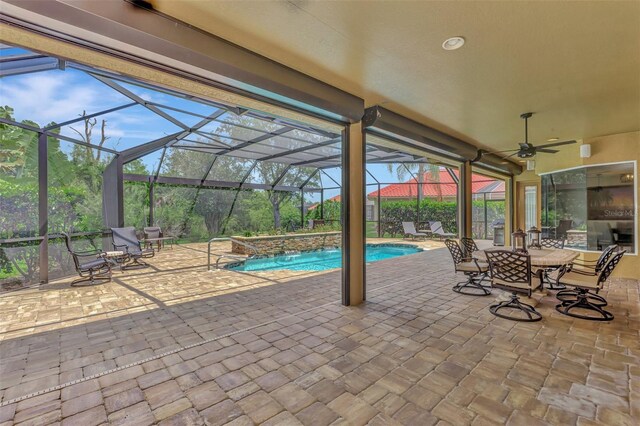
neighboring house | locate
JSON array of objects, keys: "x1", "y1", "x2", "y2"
[
  {"x1": 308, "y1": 194, "x2": 341, "y2": 211},
  {"x1": 366, "y1": 170, "x2": 505, "y2": 221},
  {"x1": 309, "y1": 170, "x2": 505, "y2": 222}
]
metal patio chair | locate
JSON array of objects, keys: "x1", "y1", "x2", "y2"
[
  {"x1": 554, "y1": 219, "x2": 573, "y2": 240},
  {"x1": 143, "y1": 226, "x2": 175, "y2": 251},
  {"x1": 111, "y1": 227, "x2": 155, "y2": 268},
  {"x1": 460, "y1": 237, "x2": 479, "y2": 259},
  {"x1": 550, "y1": 244, "x2": 619, "y2": 308},
  {"x1": 538, "y1": 237, "x2": 566, "y2": 289},
  {"x1": 445, "y1": 239, "x2": 490, "y2": 296},
  {"x1": 553, "y1": 250, "x2": 625, "y2": 321},
  {"x1": 61, "y1": 232, "x2": 111, "y2": 286},
  {"x1": 567, "y1": 244, "x2": 618, "y2": 275},
  {"x1": 540, "y1": 238, "x2": 565, "y2": 249},
  {"x1": 485, "y1": 250, "x2": 541, "y2": 322}
]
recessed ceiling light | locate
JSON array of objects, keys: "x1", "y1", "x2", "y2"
[
  {"x1": 547, "y1": 137, "x2": 559, "y2": 142},
  {"x1": 442, "y1": 36, "x2": 465, "y2": 51}
]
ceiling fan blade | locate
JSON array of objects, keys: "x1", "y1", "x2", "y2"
[
  {"x1": 503, "y1": 152, "x2": 520, "y2": 159},
  {"x1": 536, "y1": 148, "x2": 559, "y2": 154},
  {"x1": 536, "y1": 140, "x2": 576, "y2": 149},
  {"x1": 483, "y1": 148, "x2": 520, "y2": 155}
]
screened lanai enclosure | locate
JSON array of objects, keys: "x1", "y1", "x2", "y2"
[
  {"x1": 1, "y1": 44, "x2": 439, "y2": 287},
  {"x1": 364, "y1": 135, "x2": 506, "y2": 240}
]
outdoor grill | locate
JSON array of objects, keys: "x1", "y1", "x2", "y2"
[{"x1": 492, "y1": 218, "x2": 505, "y2": 246}]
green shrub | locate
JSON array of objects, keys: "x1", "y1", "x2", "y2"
[{"x1": 379, "y1": 199, "x2": 458, "y2": 237}]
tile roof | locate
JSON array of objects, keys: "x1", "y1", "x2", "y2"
[
  {"x1": 367, "y1": 170, "x2": 504, "y2": 198},
  {"x1": 308, "y1": 194, "x2": 340, "y2": 210}
]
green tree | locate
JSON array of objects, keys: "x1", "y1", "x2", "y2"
[
  {"x1": 385, "y1": 162, "x2": 443, "y2": 203},
  {"x1": 159, "y1": 146, "x2": 254, "y2": 237},
  {"x1": 215, "y1": 116, "x2": 322, "y2": 229}
]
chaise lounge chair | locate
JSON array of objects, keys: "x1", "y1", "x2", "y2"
[
  {"x1": 428, "y1": 221, "x2": 456, "y2": 239},
  {"x1": 111, "y1": 227, "x2": 155, "y2": 268},
  {"x1": 402, "y1": 222, "x2": 429, "y2": 240}
]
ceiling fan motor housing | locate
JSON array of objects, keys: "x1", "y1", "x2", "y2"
[{"x1": 517, "y1": 150, "x2": 536, "y2": 158}]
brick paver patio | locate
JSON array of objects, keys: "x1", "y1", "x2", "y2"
[{"x1": 0, "y1": 240, "x2": 637, "y2": 425}]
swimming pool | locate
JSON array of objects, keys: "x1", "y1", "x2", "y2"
[{"x1": 226, "y1": 244, "x2": 423, "y2": 272}]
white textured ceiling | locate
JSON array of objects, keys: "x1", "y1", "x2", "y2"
[{"x1": 152, "y1": 0, "x2": 640, "y2": 153}]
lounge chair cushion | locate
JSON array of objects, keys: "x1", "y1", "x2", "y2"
[
  {"x1": 408, "y1": 232, "x2": 428, "y2": 237},
  {"x1": 457, "y1": 261, "x2": 489, "y2": 272},
  {"x1": 429, "y1": 221, "x2": 455, "y2": 237}
]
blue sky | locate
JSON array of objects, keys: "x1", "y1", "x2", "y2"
[{"x1": 1, "y1": 46, "x2": 415, "y2": 201}]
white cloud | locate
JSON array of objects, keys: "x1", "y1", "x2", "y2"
[
  {"x1": 1, "y1": 71, "x2": 125, "y2": 126},
  {"x1": 2, "y1": 69, "x2": 188, "y2": 153}
]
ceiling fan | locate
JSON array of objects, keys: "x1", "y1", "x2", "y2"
[{"x1": 482, "y1": 112, "x2": 576, "y2": 160}]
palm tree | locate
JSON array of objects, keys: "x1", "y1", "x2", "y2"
[{"x1": 386, "y1": 162, "x2": 443, "y2": 203}]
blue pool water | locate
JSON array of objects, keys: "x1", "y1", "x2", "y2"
[{"x1": 227, "y1": 244, "x2": 422, "y2": 272}]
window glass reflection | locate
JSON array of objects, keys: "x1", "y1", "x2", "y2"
[{"x1": 542, "y1": 162, "x2": 635, "y2": 253}]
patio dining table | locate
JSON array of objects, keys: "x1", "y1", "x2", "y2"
[{"x1": 475, "y1": 248, "x2": 580, "y2": 290}]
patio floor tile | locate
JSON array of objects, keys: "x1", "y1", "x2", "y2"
[{"x1": 0, "y1": 240, "x2": 637, "y2": 425}]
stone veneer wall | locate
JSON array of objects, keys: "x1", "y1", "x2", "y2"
[{"x1": 231, "y1": 232, "x2": 342, "y2": 255}]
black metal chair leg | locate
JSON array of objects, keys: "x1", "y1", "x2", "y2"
[
  {"x1": 556, "y1": 289, "x2": 607, "y2": 307},
  {"x1": 124, "y1": 257, "x2": 149, "y2": 269},
  {"x1": 452, "y1": 274, "x2": 491, "y2": 296},
  {"x1": 489, "y1": 294, "x2": 542, "y2": 322},
  {"x1": 544, "y1": 271, "x2": 566, "y2": 290},
  {"x1": 71, "y1": 269, "x2": 111, "y2": 287},
  {"x1": 555, "y1": 291, "x2": 614, "y2": 321}
]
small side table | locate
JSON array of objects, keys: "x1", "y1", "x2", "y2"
[
  {"x1": 143, "y1": 236, "x2": 175, "y2": 251},
  {"x1": 102, "y1": 250, "x2": 129, "y2": 271}
]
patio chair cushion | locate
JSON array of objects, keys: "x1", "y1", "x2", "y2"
[
  {"x1": 144, "y1": 226, "x2": 162, "y2": 239},
  {"x1": 78, "y1": 258, "x2": 108, "y2": 271},
  {"x1": 458, "y1": 261, "x2": 489, "y2": 272},
  {"x1": 556, "y1": 271, "x2": 599, "y2": 289},
  {"x1": 492, "y1": 277, "x2": 531, "y2": 290},
  {"x1": 130, "y1": 247, "x2": 154, "y2": 257}
]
